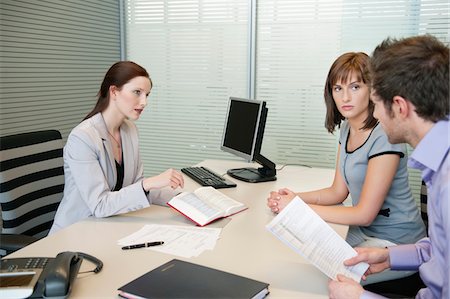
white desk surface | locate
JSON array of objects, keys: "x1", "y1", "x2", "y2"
[{"x1": 8, "y1": 159, "x2": 345, "y2": 298}]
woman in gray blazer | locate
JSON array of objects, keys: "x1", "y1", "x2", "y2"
[{"x1": 50, "y1": 61, "x2": 184, "y2": 234}]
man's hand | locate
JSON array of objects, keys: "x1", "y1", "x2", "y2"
[
  {"x1": 329, "y1": 274, "x2": 364, "y2": 299},
  {"x1": 345, "y1": 247, "x2": 391, "y2": 280}
]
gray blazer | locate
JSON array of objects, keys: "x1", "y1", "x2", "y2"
[{"x1": 50, "y1": 113, "x2": 175, "y2": 234}]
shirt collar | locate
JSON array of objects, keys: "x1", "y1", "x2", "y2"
[{"x1": 408, "y1": 118, "x2": 450, "y2": 179}]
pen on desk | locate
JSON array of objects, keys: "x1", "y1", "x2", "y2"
[{"x1": 121, "y1": 241, "x2": 164, "y2": 250}]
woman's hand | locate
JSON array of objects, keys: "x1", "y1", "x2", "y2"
[
  {"x1": 266, "y1": 188, "x2": 296, "y2": 213},
  {"x1": 143, "y1": 168, "x2": 184, "y2": 191}
]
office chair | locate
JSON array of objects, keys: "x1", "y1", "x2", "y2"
[
  {"x1": 364, "y1": 181, "x2": 428, "y2": 298},
  {"x1": 420, "y1": 180, "x2": 428, "y2": 231},
  {"x1": 0, "y1": 130, "x2": 64, "y2": 256}
]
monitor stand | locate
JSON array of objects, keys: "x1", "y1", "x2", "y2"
[
  {"x1": 227, "y1": 154, "x2": 277, "y2": 183},
  {"x1": 227, "y1": 167, "x2": 276, "y2": 183}
]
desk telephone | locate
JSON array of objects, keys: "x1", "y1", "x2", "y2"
[{"x1": 0, "y1": 251, "x2": 103, "y2": 299}]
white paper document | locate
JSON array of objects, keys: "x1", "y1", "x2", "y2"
[
  {"x1": 266, "y1": 197, "x2": 369, "y2": 282},
  {"x1": 118, "y1": 224, "x2": 221, "y2": 258}
]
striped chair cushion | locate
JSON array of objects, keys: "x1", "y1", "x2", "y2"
[
  {"x1": 420, "y1": 180, "x2": 428, "y2": 231},
  {"x1": 0, "y1": 130, "x2": 64, "y2": 238}
]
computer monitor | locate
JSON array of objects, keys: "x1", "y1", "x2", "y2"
[{"x1": 220, "y1": 97, "x2": 277, "y2": 183}]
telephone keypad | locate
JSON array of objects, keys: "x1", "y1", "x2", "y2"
[
  {"x1": 1, "y1": 257, "x2": 50, "y2": 273},
  {"x1": 24, "y1": 258, "x2": 49, "y2": 269},
  {"x1": 7, "y1": 264, "x2": 18, "y2": 272}
]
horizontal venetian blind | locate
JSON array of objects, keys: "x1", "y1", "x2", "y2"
[
  {"x1": 125, "y1": 0, "x2": 249, "y2": 173},
  {"x1": 0, "y1": 0, "x2": 121, "y2": 140},
  {"x1": 126, "y1": 0, "x2": 448, "y2": 201},
  {"x1": 256, "y1": 0, "x2": 449, "y2": 198}
]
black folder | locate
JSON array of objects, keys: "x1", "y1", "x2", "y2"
[{"x1": 118, "y1": 259, "x2": 269, "y2": 299}]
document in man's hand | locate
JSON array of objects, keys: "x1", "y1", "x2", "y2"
[
  {"x1": 167, "y1": 186, "x2": 247, "y2": 226},
  {"x1": 266, "y1": 196, "x2": 369, "y2": 282},
  {"x1": 118, "y1": 259, "x2": 269, "y2": 299}
]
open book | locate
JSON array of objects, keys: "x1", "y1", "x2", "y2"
[
  {"x1": 266, "y1": 196, "x2": 369, "y2": 282},
  {"x1": 168, "y1": 186, "x2": 247, "y2": 226}
]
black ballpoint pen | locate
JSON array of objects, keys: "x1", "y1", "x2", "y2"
[{"x1": 122, "y1": 241, "x2": 164, "y2": 250}]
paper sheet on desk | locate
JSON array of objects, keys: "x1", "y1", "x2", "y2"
[
  {"x1": 266, "y1": 196, "x2": 369, "y2": 282},
  {"x1": 118, "y1": 224, "x2": 221, "y2": 258}
]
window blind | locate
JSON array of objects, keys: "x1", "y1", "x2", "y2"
[
  {"x1": 125, "y1": 0, "x2": 249, "y2": 172},
  {"x1": 126, "y1": 0, "x2": 448, "y2": 200},
  {"x1": 0, "y1": 0, "x2": 122, "y2": 140},
  {"x1": 256, "y1": 0, "x2": 449, "y2": 198}
]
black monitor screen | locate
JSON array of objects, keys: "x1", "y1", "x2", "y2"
[
  {"x1": 220, "y1": 97, "x2": 276, "y2": 183},
  {"x1": 221, "y1": 98, "x2": 262, "y2": 160}
]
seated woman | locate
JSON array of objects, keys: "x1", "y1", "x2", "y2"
[
  {"x1": 266, "y1": 52, "x2": 426, "y2": 284},
  {"x1": 50, "y1": 61, "x2": 184, "y2": 234}
]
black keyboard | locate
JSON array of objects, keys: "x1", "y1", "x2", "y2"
[{"x1": 181, "y1": 166, "x2": 237, "y2": 189}]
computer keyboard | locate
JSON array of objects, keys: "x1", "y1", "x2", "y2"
[{"x1": 181, "y1": 166, "x2": 237, "y2": 189}]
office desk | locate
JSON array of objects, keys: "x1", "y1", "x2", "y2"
[{"x1": 7, "y1": 159, "x2": 345, "y2": 298}]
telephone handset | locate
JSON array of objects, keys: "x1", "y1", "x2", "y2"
[{"x1": 0, "y1": 251, "x2": 103, "y2": 299}]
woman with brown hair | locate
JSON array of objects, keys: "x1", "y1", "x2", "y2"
[
  {"x1": 266, "y1": 52, "x2": 425, "y2": 283},
  {"x1": 50, "y1": 61, "x2": 184, "y2": 233}
]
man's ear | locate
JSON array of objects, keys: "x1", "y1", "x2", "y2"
[{"x1": 392, "y1": 95, "x2": 409, "y2": 119}]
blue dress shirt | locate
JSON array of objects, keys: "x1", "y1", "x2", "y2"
[{"x1": 362, "y1": 118, "x2": 449, "y2": 299}]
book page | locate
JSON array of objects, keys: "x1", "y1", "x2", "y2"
[
  {"x1": 194, "y1": 187, "x2": 245, "y2": 214},
  {"x1": 168, "y1": 187, "x2": 246, "y2": 226},
  {"x1": 266, "y1": 196, "x2": 368, "y2": 282},
  {"x1": 169, "y1": 192, "x2": 222, "y2": 226}
]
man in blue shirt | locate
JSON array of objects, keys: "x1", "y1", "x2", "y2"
[{"x1": 328, "y1": 35, "x2": 449, "y2": 299}]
